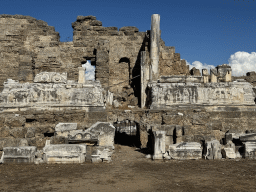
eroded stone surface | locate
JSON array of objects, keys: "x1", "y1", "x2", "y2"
[
  {"x1": 55, "y1": 123, "x2": 77, "y2": 132},
  {"x1": 153, "y1": 131, "x2": 166, "y2": 160},
  {"x1": 244, "y1": 142, "x2": 256, "y2": 159},
  {"x1": 3, "y1": 146, "x2": 37, "y2": 163},
  {"x1": 169, "y1": 142, "x2": 202, "y2": 160},
  {"x1": 43, "y1": 144, "x2": 86, "y2": 164},
  {"x1": 149, "y1": 81, "x2": 255, "y2": 109},
  {"x1": 34, "y1": 72, "x2": 67, "y2": 83},
  {"x1": 0, "y1": 80, "x2": 104, "y2": 111},
  {"x1": 205, "y1": 140, "x2": 222, "y2": 160}
]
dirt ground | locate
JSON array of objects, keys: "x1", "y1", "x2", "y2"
[{"x1": 1, "y1": 144, "x2": 256, "y2": 192}]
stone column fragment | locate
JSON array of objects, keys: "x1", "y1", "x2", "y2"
[
  {"x1": 150, "y1": 14, "x2": 160, "y2": 81},
  {"x1": 153, "y1": 131, "x2": 165, "y2": 159},
  {"x1": 202, "y1": 69, "x2": 209, "y2": 83},
  {"x1": 78, "y1": 67, "x2": 86, "y2": 84},
  {"x1": 141, "y1": 51, "x2": 146, "y2": 108}
]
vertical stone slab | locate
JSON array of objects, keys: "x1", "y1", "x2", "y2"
[
  {"x1": 205, "y1": 140, "x2": 222, "y2": 160},
  {"x1": 153, "y1": 131, "x2": 165, "y2": 159},
  {"x1": 210, "y1": 72, "x2": 217, "y2": 83},
  {"x1": 141, "y1": 51, "x2": 146, "y2": 108},
  {"x1": 150, "y1": 14, "x2": 160, "y2": 81},
  {"x1": 202, "y1": 69, "x2": 209, "y2": 83},
  {"x1": 225, "y1": 70, "x2": 232, "y2": 82},
  {"x1": 78, "y1": 67, "x2": 85, "y2": 84}
]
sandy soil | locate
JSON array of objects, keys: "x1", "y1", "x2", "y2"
[{"x1": 1, "y1": 144, "x2": 256, "y2": 192}]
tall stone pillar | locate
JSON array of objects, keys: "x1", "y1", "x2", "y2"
[
  {"x1": 78, "y1": 67, "x2": 85, "y2": 84},
  {"x1": 150, "y1": 14, "x2": 160, "y2": 81},
  {"x1": 141, "y1": 51, "x2": 146, "y2": 108}
]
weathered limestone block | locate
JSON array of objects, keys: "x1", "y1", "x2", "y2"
[
  {"x1": 0, "y1": 151, "x2": 3, "y2": 164},
  {"x1": 3, "y1": 146, "x2": 37, "y2": 163},
  {"x1": 153, "y1": 131, "x2": 166, "y2": 160},
  {"x1": 169, "y1": 142, "x2": 202, "y2": 160},
  {"x1": 55, "y1": 123, "x2": 77, "y2": 132},
  {"x1": 244, "y1": 142, "x2": 256, "y2": 159},
  {"x1": 9, "y1": 127, "x2": 26, "y2": 138},
  {"x1": 240, "y1": 133, "x2": 256, "y2": 142},
  {"x1": 0, "y1": 138, "x2": 28, "y2": 150},
  {"x1": 159, "y1": 75, "x2": 203, "y2": 83},
  {"x1": 202, "y1": 69, "x2": 209, "y2": 83},
  {"x1": 205, "y1": 140, "x2": 222, "y2": 160},
  {"x1": 43, "y1": 144, "x2": 86, "y2": 164},
  {"x1": 222, "y1": 141, "x2": 236, "y2": 159},
  {"x1": 223, "y1": 148, "x2": 236, "y2": 159},
  {"x1": 86, "y1": 145, "x2": 113, "y2": 163},
  {"x1": 25, "y1": 128, "x2": 35, "y2": 138},
  {"x1": 78, "y1": 67, "x2": 85, "y2": 84},
  {"x1": 0, "y1": 79, "x2": 104, "y2": 111},
  {"x1": 210, "y1": 64, "x2": 232, "y2": 82},
  {"x1": 149, "y1": 80, "x2": 255, "y2": 109},
  {"x1": 5, "y1": 115, "x2": 26, "y2": 127},
  {"x1": 34, "y1": 72, "x2": 67, "y2": 83},
  {"x1": 66, "y1": 122, "x2": 115, "y2": 147}
]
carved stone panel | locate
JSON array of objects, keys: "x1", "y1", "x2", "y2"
[{"x1": 34, "y1": 72, "x2": 67, "y2": 83}]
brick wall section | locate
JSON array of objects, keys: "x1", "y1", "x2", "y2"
[
  {"x1": 159, "y1": 40, "x2": 190, "y2": 76},
  {"x1": 0, "y1": 15, "x2": 61, "y2": 90},
  {"x1": 0, "y1": 110, "x2": 107, "y2": 150}
]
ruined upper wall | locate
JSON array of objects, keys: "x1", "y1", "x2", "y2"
[
  {"x1": 158, "y1": 40, "x2": 190, "y2": 76},
  {"x1": 0, "y1": 15, "x2": 60, "y2": 89},
  {"x1": 0, "y1": 14, "x2": 192, "y2": 108},
  {"x1": 72, "y1": 15, "x2": 147, "y2": 92}
]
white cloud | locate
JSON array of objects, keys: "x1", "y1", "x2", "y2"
[
  {"x1": 186, "y1": 60, "x2": 215, "y2": 75},
  {"x1": 82, "y1": 60, "x2": 95, "y2": 80},
  {"x1": 228, "y1": 51, "x2": 256, "y2": 76}
]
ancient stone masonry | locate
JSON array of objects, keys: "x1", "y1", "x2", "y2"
[
  {"x1": 149, "y1": 65, "x2": 255, "y2": 109},
  {"x1": 1, "y1": 13, "x2": 256, "y2": 164},
  {"x1": 0, "y1": 76, "x2": 104, "y2": 112},
  {"x1": 0, "y1": 14, "x2": 189, "y2": 107},
  {"x1": 0, "y1": 15, "x2": 60, "y2": 90}
]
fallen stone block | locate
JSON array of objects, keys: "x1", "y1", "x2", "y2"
[
  {"x1": 244, "y1": 142, "x2": 256, "y2": 159},
  {"x1": 222, "y1": 148, "x2": 236, "y2": 159},
  {"x1": 43, "y1": 144, "x2": 86, "y2": 164},
  {"x1": 0, "y1": 138, "x2": 28, "y2": 150},
  {"x1": 240, "y1": 133, "x2": 256, "y2": 142},
  {"x1": 205, "y1": 140, "x2": 222, "y2": 160},
  {"x1": 55, "y1": 123, "x2": 77, "y2": 132},
  {"x1": 153, "y1": 131, "x2": 166, "y2": 160},
  {"x1": 169, "y1": 142, "x2": 202, "y2": 160},
  {"x1": 86, "y1": 145, "x2": 113, "y2": 163},
  {"x1": 3, "y1": 146, "x2": 37, "y2": 163},
  {"x1": 0, "y1": 152, "x2": 3, "y2": 164},
  {"x1": 68, "y1": 122, "x2": 115, "y2": 147}
]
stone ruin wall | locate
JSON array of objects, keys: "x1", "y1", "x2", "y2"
[
  {"x1": 1, "y1": 14, "x2": 256, "y2": 162},
  {"x1": 0, "y1": 15, "x2": 190, "y2": 103}
]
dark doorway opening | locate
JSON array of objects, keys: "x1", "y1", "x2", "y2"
[{"x1": 113, "y1": 120, "x2": 140, "y2": 148}]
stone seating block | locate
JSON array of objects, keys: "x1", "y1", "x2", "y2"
[
  {"x1": 43, "y1": 144, "x2": 86, "y2": 164},
  {"x1": 169, "y1": 142, "x2": 202, "y2": 160},
  {"x1": 3, "y1": 146, "x2": 37, "y2": 163},
  {"x1": 244, "y1": 142, "x2": 256, "y2": 159}
]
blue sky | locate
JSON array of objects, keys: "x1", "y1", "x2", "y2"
[{"x1": 1, "y1": 0, "x2": 256, "y2": 76}]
